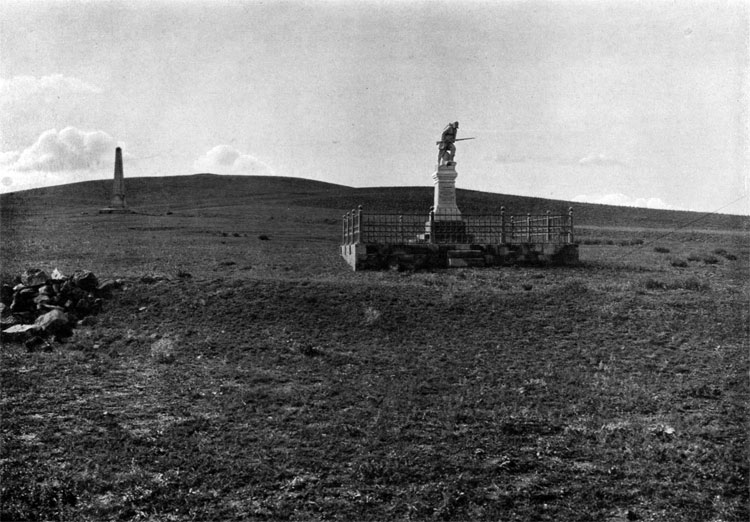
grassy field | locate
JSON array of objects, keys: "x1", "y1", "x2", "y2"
[{"x1": 1, "y1": 175, "x2": 748, "y2": 521}]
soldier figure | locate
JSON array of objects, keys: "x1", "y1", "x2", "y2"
[{"x1": 438, "y1": 121, "x2": 459, "y2": 165}]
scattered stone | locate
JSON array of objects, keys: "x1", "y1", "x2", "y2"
[
  {"x1": 25, "y1": 336, "x2": 47, "y2": 352},
  {"x1": 1, "y1": 268, "x2": 122, "y2": 345},
  {"x1": 0, "y1": 284, "x2": 14, "y2": 305},
  {"x1": 35, "y1": 309, "x2": 72, "y2": 337},
  {"x1": 72, "y1": 270, "x2": 99, "y2": 292},
  {"x1": 34, "y1": 294, "x2": 51, "y2": 309},
  {"x1": 0, "y1": 313, "x2": 17, "y2": 327},
  {"x1": 1, "y1": 324, "x2": 41, "y2": 342},
  {"x1": 79, "y1": 316, "x2": 98, "y2": 327},
  {"x1": 11, "y1": 289, "x2": 36, "y2": 313},
  {"x1": 21, "y1": 268, "x2": 49, "y2": 287},
  {"x1": 96, "y1": 279, "x2": 119, "y2": 297}
]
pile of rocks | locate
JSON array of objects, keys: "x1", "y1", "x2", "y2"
[{"x1": 0, "y1": 268, "x2": 121, "y2": 349}]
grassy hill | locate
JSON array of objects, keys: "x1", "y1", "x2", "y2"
[
  {"x1": 1, "y1": 174, "x2": 748, "y2": 521},
  {"x1": 2, "y1": 174, "x2": 746, "y2": 232}
]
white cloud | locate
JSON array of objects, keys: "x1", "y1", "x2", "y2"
[
  {"x1": 578, "y1": 152, "x2": 626, "y2": 167},
  {"x1": 572, "y1": 193, "x2": 680, "y2": 210},
  {"x1": 3, "y1": 127, "x2": 117, "y2": 172},
  {"x1": 193, "y1": 145, "x2": 273, "y2": 175}
]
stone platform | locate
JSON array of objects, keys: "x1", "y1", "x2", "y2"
[{"x1": 341, "y1": 241, "x2": 579, "y2": 271}]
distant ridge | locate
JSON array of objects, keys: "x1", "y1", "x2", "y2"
[{"x1": 1, "y1": 173, "x2": 746, "y2": 231}]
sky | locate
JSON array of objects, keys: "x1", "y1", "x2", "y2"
[{"x1": 1, "y1": 0, "x2": 748, "y2": 215}]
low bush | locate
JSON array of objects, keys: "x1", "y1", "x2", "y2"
[{"x1": 642, "y1": 277, "x2": 710, "y2": 292}]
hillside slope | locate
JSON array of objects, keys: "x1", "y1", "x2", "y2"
[{"x1": 1, "y1": 174, "x2": 747, "y2": 231}]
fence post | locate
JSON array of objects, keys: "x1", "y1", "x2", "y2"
[
  {"x1": 500, "y1": 206, "x2": 505, "y2": 244},
  {"x1": 546, "y1": 210, "x2": 551, "y2": 242},
  {"x1": 568, "y1": 207, "x2": 574, "y2": 244},
  {"x1": 352, "y1": 205, "x2": 362, "y2": 243},
  {"x1": 526, "y1": 213, "x2": 531, "y2": 242},
  {"x1": 429, "y1": 207, "x2": 436, "y2": 244},
  {"x1": 343, "y1": 213, "x2": 348, "y2": 245},
  {"x1": 510, "y1": 215, "x2": 515, "y2": 241},
  {"x1": 350, "y1": 211, "x2": 355, "y2": 244}
]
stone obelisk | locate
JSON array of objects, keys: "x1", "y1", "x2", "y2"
[{"x1": 111, "y1": 147, "x2": 126, "y2": 209}]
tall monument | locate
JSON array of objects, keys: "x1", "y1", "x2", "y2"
[
  {"x1": 99, "y1": 146, "x2": 130, "y2": 213},
  {"x1": 433, "y1": 121, "x2": 465, "y2": 220},
  {"x1": 111, "y1": 147, "x2": 126, "y2": 209},
  {"x1": 429, "y1": 121, "x2": 473, "y2": 242}
]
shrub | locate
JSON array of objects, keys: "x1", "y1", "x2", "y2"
[
  {"x1": 713, "y1": 249, "x2": 737, "y2": 261},
  {"x1": 703, "y1": 255, "x2": 720, "y2": 265},
  {"x1": 643, "y1": 278, "x2": 666, "y2": 290},
  {"x1": 642, "y1": 277, "x2": 709, "y2": 292},
  {"x1": 654, "y1": 246, "x2": 670, "y2": 253},
  {"x1": 677, "y1": 277, "x2": 710, "y2": 292},
  {"x1": 671, "y1": 259, "x2": 688, "y2": 268}
]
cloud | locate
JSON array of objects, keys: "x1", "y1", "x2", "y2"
[
  {"x1": 0, "y1": 74, "x2": 102, "y2": 106},
  {"x1": 193, "y1": 145, "x2": 273, "y2": 175},
  {"x1": 572, "y1": 193, "x2": 680, "y2": 210},
  {"x1": 578, "y1": 152, "x2": 626, "y2": 167},
  {"x1": 3, "y1": 127, "x2": 117, "y2": 172}
]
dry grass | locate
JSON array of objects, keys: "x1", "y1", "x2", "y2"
[{"x1": 1, "y1": 177, "x2": 748, "y2": 521}]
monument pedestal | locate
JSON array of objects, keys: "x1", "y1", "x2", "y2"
[
  {"x1": 432, "y1": 163, "x2": 461, "y2": 220},
  {"x1": 427, "y1": 163, "x2": 470, "y2": 243}
]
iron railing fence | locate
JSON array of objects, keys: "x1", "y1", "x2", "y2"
[{"x1": 342, "y1": 206, "x2": 574, "y2": 245}]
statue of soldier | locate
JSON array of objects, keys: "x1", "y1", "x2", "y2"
[{"x1": 438, "y1": 121, "x2": 459, "y2": 165}]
